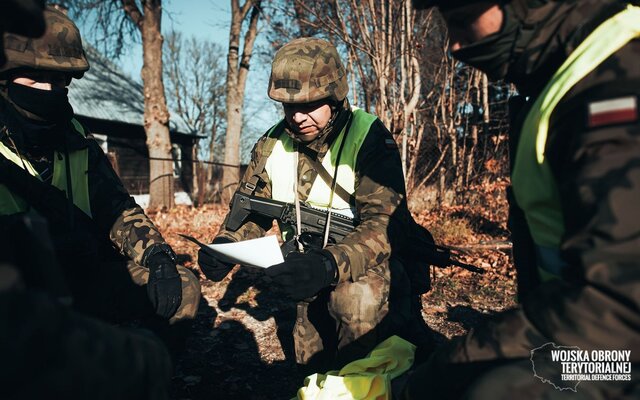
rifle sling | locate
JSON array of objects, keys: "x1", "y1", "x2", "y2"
[
  {"x1": 296, "y1": 113, "x2": 356, "y2": 207},
  {"x1": 240, "y1": 119, "x2": 356, "y2": 209},
  {"x1": 239, "y1": 121, "x2": 283, "y2": 196},
  {"x1": 296, "y1": 145, "x2": 355, "y2": 206}
]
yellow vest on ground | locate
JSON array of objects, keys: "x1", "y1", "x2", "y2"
[
  {"x1": 295, "y1": 335, "x2": 415, "y2": 400},
  {"x1": 511, "y1": 5, "x2": 640, "y2": 280},
  {"x1": 0, "y1": 118, "x2": 92, "y2": 217}
]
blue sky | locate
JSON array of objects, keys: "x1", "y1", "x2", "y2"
[
  {"x1": 75, "y1": 0, "x2": 280, "y2": 159},
  {"x1": 118, "y1": 0, "x2": 232, "y2": 76}
]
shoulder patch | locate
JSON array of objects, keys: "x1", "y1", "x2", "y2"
[
  {"x1": 384, "y1": 138, "x2": 398, "y2": 150},
  {"x1": 587, "y1": 96, "x2": 637, "y2": 128}
]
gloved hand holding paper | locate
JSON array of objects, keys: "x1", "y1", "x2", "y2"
[{"x1": 180, "y1": 234, "x2": 284, "y2": 269}]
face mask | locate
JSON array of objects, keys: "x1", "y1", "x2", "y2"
[
  {"x1": 7, "y1": 81, "x2": 74, "y2": 123},
  {"x1": 450, "y1": 3, "x2": 521, "y2": 81}
]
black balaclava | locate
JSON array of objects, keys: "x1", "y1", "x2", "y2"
[
  {"x1": 0, "y1": 75, "x2": 75, "y2": 153},
  {"x1": 7, "y1": 81, "x2": 74, "y2": 123},
  {"x1": 448, "y1": 0, "x2": 622, "y2": 95},
  {"x1": 450, "y1": 1, "x2": 523, "y2": 81}
]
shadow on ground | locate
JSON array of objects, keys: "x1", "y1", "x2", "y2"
[
  {"x1": 446, "y1": 304, "x2": 496, "y2": 332},
  {"x1": 170, "y1": 268, "x2": 299, "y2": 400}
]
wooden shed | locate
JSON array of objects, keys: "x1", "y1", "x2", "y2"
[{"x1": 68, "y1": 45, "x2": 202, "y2": 197}]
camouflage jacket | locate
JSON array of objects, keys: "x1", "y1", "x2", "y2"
[
  {"x1": 0, "y1": 100, "x2": 167, "y2": 267},
  {"x1": 443, "y1": 0, "x2": 640, "y2": 364},
  {"x1": 217, "y1": 104, "x2": 411, "y2": 282}
]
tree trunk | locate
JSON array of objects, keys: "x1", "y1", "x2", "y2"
[
  {"x1": 191, "y1": 145, "x2": 201, "y2": 207},
  {"x1": 140, "y1": 0, "x2": 174, "y2": 209},
  {"x1": 221, "y1": 0, "x2": 261, "y2": 203},
  {"x1": 464, "y1": 72, "x2": 483, "y2": 187}
]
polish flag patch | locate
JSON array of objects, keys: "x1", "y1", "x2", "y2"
[{"x1": 587, "y1": 96, "x2": 638, "y2": 128}]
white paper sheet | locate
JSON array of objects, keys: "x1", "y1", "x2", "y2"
[{"x1": 180, "y1": 234, "x2": 283, "y2": 269}]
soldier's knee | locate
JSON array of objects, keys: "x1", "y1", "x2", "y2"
[
  {"x1": 329, "y1": 268, "x2": 388, "y2": 325},
  {"x1": 170, "y1": 266, "x2": 200, "y2": 323}
]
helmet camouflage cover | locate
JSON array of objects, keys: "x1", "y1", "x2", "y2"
[
  {"x1": 0, "y1": 5, "x2": 89, "y2": 78},
  {"x1": 268, "y1": 37, "x2": 348, "y2": 104}
]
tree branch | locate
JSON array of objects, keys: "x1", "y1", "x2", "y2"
[{"x1": 121, "y1": 0, "x2": 143, "y2": 30}]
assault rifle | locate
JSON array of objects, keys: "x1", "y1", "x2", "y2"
[{"x1": 226, "y1": 192, "x2": 484, "y2": 274}]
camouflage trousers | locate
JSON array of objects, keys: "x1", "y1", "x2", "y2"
[{"x1": 294, "y1": 257, "x2": 426, "y2": 374}]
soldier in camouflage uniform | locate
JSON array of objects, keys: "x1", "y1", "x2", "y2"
[
  {"x1": 0, "y1": 3, "x2": 173, "y2": 398},
  {"x1": 0, "y1": 212, "x2": 173, "y2": 400},
  {"x1": 0, "y1": 6, "x2": 200, "y2": 331},
  {"x1": 402, "y1": 0, "x2": 640, "y2": 398},
  {"x1": 199, "y1": 37, "x2": 434, "y2": 374}
]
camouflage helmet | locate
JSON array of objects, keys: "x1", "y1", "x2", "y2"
[
  {"x1": 0, "y1": 6, "x2": 89, "y2": 79},
  {"x1": 268, "y1": 37, "x2": 348, "y2": 104}
]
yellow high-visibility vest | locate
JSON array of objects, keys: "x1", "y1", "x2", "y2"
[
  {"x1": 0, "y1": 118, "x2": 92, "y2": 217},
  {"x1": 511, "y1": 5, "x2": 640, "y2": 280},
  {"x1": 264, "y1": 108, "x2": 377, "y2": 240}
]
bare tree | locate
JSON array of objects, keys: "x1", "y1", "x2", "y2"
[
  {"x1": 221, "y1": 0, "x2": 263, "y2": 202},
  {"x1": 67, "y1": 0, "x2": 174, "y2": 208},
  {"x1": 412, "y1": 48, "x2": 511, "y2": 205},
  {"x1": 164, "y1": 31, "x2": 227, "y2": 205}
]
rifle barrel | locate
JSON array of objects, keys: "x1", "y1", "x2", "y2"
[{"x1": 450, "y1": 259, "x2": 486, "y2": 274}]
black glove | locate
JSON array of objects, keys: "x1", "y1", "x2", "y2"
[
  {"x1": 145, "y1": 248, "x2": 182, "y2": 319},
  {"x1": 265, "y1": 250, "x2": 338, "y2": 301},
  {"x1": 198, "y1": 237, "x2": 236, "y2": 281}
]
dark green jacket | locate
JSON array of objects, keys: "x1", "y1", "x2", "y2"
[
  {"x1": 406, "y1": 1, "x2": 640, "y2": 398},
  {"x1": 0, "y1": 98, "x2": 167, "y2": 267}
]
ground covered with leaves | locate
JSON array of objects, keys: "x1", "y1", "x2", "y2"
[{"x1": 150, "y1": 177, "x2": 517, "y2": 399}]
